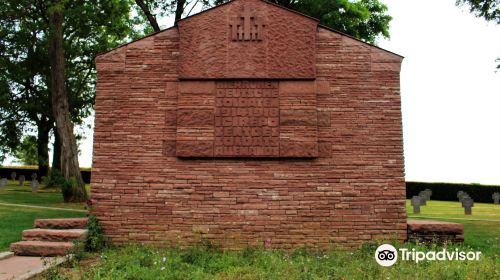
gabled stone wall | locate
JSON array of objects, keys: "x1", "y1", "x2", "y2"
[{"x1": 93, "y1": 0, "x2": 405, "y2": 249}]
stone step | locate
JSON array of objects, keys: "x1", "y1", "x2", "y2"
[
  {"x1": 34, "y1": 217, "x2": 88, "y2": 229},
  {"x1": 10, "y1": 241, "x2": 74, "y2": 256},
  {"x1": 22, "y1": 229, "x2": 87, "y2": 242},
  {"x1": 0, "y1": 251, "x2": 14, "y2": 260},
  {"x1": 407, "y1": 219, "x2": 464, "y2": 244}
]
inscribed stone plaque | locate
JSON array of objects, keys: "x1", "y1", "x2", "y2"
[{"x1": 214, "y1": 80, "x2": 279, "y2": 157}]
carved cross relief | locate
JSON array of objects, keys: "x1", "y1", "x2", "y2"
[{"x1": 230, "y1": 6, "x2": 264, "y2": 41}]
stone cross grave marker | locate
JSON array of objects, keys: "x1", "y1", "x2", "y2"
[
  {"x1": 457, "y1": 191, "x2": 469, "y2": 202},
  {"x1": 411, "y1": 196, "x2": 422, "y2": 214},
  {"x1": 492, "y1": 192, "x2": 500, "y2": 204},
  {"x1": 423, "y1": 189, "x2": 432, "y2": 200},
  {"x1": 30, "y1": 179, "x2": 39, "y2": 193},
  {"x1": 462, "y1": 197, "x2": 474, "y2": 215},
  {"x1": 418, "y1": 192, "x2": 427, "y2": 206},
  {"x1": 10, "y1": 172, "x2": 16, "y2": 181},
  {"x1": 0, "y1": 178, "x2": 7, "y2": 188},
  {"x1": 31, "y1": 173, "x2": 37, "y2": 180},
  {"x1": 18, "y1": 175, "x2": 25, "y2": 187}
]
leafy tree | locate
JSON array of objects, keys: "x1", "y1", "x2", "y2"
[
  {"x1": 211, "y1": 0, "x2": 391, "y2": 43},
  {"x1": 0, "y1": 1, "x2": 134, "y2": 180},
  {"x1": 13, "y1": 135, "x2": 38, "y2": 166},
  {"x1": 293, "y1": 0, "x2": 391, "y2": 43},
  {"x1": 456, "y1": 0, "x2": 500, "y2": 23},
  {"x1": 135, "y1": 1, "x2": 391, "y2": 43},
  {"x1": 134, "y1": 0, "x2": 212, "y2": 30},
  {"x1": 456, "y1": 0, "x2": 499, "y2": 70}
]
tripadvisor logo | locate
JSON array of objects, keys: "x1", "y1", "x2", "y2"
[
  {"x1": 374, "y1": 244, "x2": 482, "y2": 267},
  {"x1": 375, "y1": 244, "x2": 398, "y2": 267}
]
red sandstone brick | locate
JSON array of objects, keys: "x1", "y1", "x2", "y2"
[{"x1": 92, "y1": 0, "x2": 405, "y2": 249}]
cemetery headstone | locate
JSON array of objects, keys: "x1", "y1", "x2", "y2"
[
  {"x1": 460, "y1": 195, "x2": 471, "y2": 206},
  {"x1": 31, "y1": 173, "x2": 37, "y2": 180},
  {"x1": 462, "y1": 197, "x2": 474, "y2": 215},
  {"x1": 10, "y1": 172, "x2": 16, "y2": 181},
  {"x1": 492, "y1": 192, "x2": 500, "y2": 204},
  {"x1": 457, "y1": 191, "x2": 469, "y2": 203},
  {"x1": 423, "y1": 189, "x2": 432, "y2": 200},
  {"x1": 0, "y1": 178, "x2": 7, "y2": 188},
  {"x1": 418, "y1": 192, "x2": 427, "y2": 206},
  {"x1": 30, "y1": 179, "x2": 39, "y2": 193},
  {"x1": 18, "y1": 175, "x2": 25, "y2": 187},
  {"x1": 411, "y1": 196, "x2": 422, "y2": 214}
]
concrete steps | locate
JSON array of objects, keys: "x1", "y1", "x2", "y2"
[{"x1": 10, "y1": 217, "x2": 88, "y2": 256}]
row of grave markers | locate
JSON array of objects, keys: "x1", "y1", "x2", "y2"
[
  {"x1": 457, "y1": 191, "x2": 474, "y2": 215},
  {"x1": 0, "y1": 172, "x2": 39, "y2": 193},
  {"x1": 411, "y1": 189, "x2": 432, "y2": 214},
  {"x1": 412, "y1": 190, "x2": 500, "y2": 215},
  {"x1": 410, "y1": 189, "x2": 500, "y2": 215}
]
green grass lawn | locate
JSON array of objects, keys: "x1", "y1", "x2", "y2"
[
  {"x1": 406, "y1": 200, "x2": 500, "y2": 256},
  {"x1": 52, "y1": 200, "x2": 499, "y2": 280},
  {"x1": 0, "y1": 180, "x2": 89, "y2": 210},
  {"x1": 2, "y1": 182, "x2": 498, "y2": 279},
  {"x1": 0, "y1": 180, "x2": 86, "y2": 251},
  {"x1": 64, "y1": 242, "x2": 499, "y2": 280}
]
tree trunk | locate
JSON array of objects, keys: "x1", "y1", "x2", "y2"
[
  {"x1": 48, "y1": 1, "x2": 87, "y2": 202},
  {"x1": 175, "y1": 0, "x2": 186, "y2": 24},
  {"x1": 36, "y1": 122, "x2": 50, "y2": 178},
  {"x1": 135, "y1": 0, "x2": 161, "y2": 32},
  {"x1": 52, "y1": 128, "x2": 62, "y2": 172}
]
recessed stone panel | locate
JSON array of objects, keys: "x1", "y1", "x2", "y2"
[
  {"x1": 176, "y1": 79, "x2": 318, "y2": 158},
  {"x1": 214, "y1": 80, "x2": 280, "y2": 157}
]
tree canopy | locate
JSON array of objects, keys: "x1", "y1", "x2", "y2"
[
  {"x1": 135, "y1": 0, "x2": 392, "y2": 44},
  {"x1": 0, "y1": 0, "x2": 135, "y2": 175},
  {"x1": 456, "y1": 0, "x2": 500, "y2": 24}
]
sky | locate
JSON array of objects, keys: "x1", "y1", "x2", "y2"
[
  {"x1": 377, "y1": 0, "x2": 500, "y2": 185},
  {"x1": 6, "y1": 0, "x2": 499, "y2": 185}
]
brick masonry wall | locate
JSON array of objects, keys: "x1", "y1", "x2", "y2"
[
  {"x1": 93, "y1": 4, "x2": 405, "y2": 249},
  {"x1": 178, "y1": 0, "x2": 317, "y2": 79}
]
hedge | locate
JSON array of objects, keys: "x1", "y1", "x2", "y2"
[
  {"x1": 0, "y1": 166, "x2": 91, "y2": 184},
  {"x1": 406, "y1": 182, "x2": 500, "y2": 203}
]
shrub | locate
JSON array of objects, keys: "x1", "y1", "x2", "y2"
[
  {"x1": 60, "y1": 177, "x2": 80, "y2": 202},
  {"x1": 42, "y1": 169, "x2": 66, "y2": 189},
  {"x1": 85, "y1": 214, "x2": 107, "y2": 252}
]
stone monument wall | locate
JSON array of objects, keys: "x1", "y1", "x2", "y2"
[{"x1": 93, "y1": 0, "x2": 405, "y2": 249}]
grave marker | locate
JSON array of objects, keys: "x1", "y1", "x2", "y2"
[
  {"x1": 423, "y1": 189, "x2": 432, "y2": 200},
  {"x1": 30, "y1": 179, "x2": 39, "y2": 193},
  {"x1": 411, "y1": 196, "x2": 422, "y2": 214},
  {"x1": 457, "y1": 191, "x2": 469, "y2": 203},
  {"x1": 18, "y1": 175, "x2": 25, "y2": 187},
  {"x1": 418, "y1": 192, "x2": 427, "y2": 206},
  {"x1": 493, "y1": 192, "x2": 500, "y2": 204},
  {"x1": 0, "y1": 178, "x2": 7, "y2": 188},
  {"x1": 462, "y1": 198, "x2": 473, "y2": 215}
]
